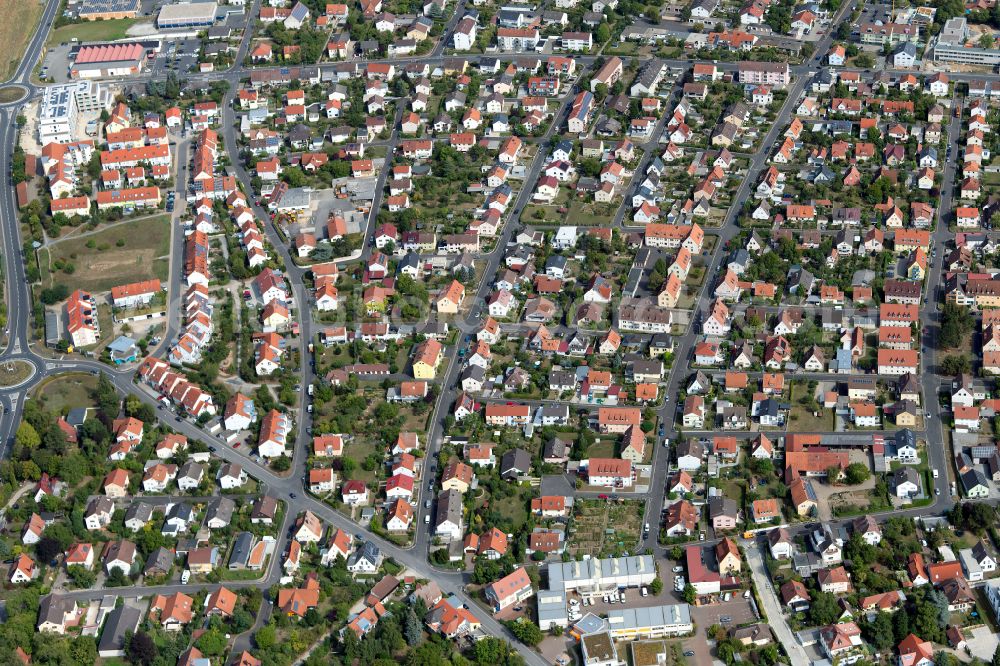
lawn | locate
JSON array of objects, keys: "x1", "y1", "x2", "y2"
[
  {"x1": 786, "y1": 405, "x2": 835, "y2": 432},
  {"x1": 47, "y1": 18, "x2": 141, "y2": 47},
  {"x1": 33, "y1": 372, "x2": 99, "y2": 413},
  {"x1": 0, "y1": 0, "x2": 43, "y2": 79},
  {"x1": 44, "y1": 216, "x2": 171, "y2": 292},
  {"x1": 0, "y1": 360, "x2": 34, "y2": 387}
]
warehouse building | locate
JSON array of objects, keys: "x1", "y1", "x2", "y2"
[
  {"x1": 39, "y1": 81, "x2": 110, "y2": 143},
  {"x1": 156, "y1": 1, "x2": 219, "y2": 28},
  {"x1": 931, "y1": 17, "x2": 1000, "y2": 66},
  {"x1": 79, "y1": 0, "x2": 140, "y2": 20},
  {"x1": 70, "y1": 43, "x2": 147, "y2": 79},
  {"x1": 547, "y1": 555, "x2": 657, "y2": 599},
  {"x1": 606, "y1": 604, "x2": 693, "y2": 639}
]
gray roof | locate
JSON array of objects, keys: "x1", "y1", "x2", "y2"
[
  {"x1": 544, "y1": 436, "x2": 570, "y2": 460},
  {"x1": 98, "y1": 605, "x2": 142, "y2": 656},
  {"x1": 962, "y1": 468, "x2": 989, "y2": 490},
  {"x1": 500, "y1": 448, "x2": 532, "y2": 477},
  {"x1": 893, "y1": 467, "x2": 920, "y2": 486},
  {"x1": 124, "y1": 501, "x2": 154, "y2": 525},
  {"x1": 143, "y1": 547, "x2": 175, "y2": 575},
  {"x1": 177, "y1": 461, "x2": 203, "y2": 482},
  {"x1": 436, "y1": 488, "x2": 463, "y2": 528},
  {"x1": 38, "y1": 595, "x2": 76, "y2": 628},
  {"x1": 229, "y1": 532, "x2": 255, "y2": 568},
  {"x1": 87, "y1": 496, "x2": 115, "y2": 517},
  {"x1": 708, "y1": 496, "x2": 738, "y2": 519},
  {"x1": 348, "y1": 540, "x2": 382, "y2": 568},
  {"x1": 605, "y1": 603, "x2": 691, "y2": 631},
  {"x1": 677, "y1": 439, "x2": 704, "y2": 459},
  {"x1": 206, "y1": 496, "x2": 235, "y2": 527},
  {"x1": 165, "y1": 503, "x2": 194, "y2": 523}
]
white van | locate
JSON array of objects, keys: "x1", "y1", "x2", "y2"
[{"x1": 181, "y1": 569, "x2": 191, "y2": 584}]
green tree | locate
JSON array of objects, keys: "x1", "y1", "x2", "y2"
[
  {"x1": 939, "y1": 302, "x2": 974, "y2": 350},
  {"x1": 507, "y1": 619, "x2": 543, "y2": 646},
  {"x1": 682, "y1": 584, "x2": 696, "y2": 604},
  {"x1": 941, "y1": 354, "x2": 971, "y2": 375},
  {"x1": 595, "y1": 23, "x2": 611, "y2": 43},
  {"x1": 67, "y1": 565, "x2": 97, "y2": 589},
  {"x1": 255, "y1": 624, "x2": 277, "y2": 650},
  {"x1": 404, "y1": 608, "x2": 423, "y2": 646},
  {"x1": 864, "y1": 611, "x2": 895, "y2": 650},
  {"x1": 844, "y1": 462, "x2": 870, "y2": 485},
  {"x1": 71, "y1": 636, "x2": 98, "y2": 664},
  {"x1": 650, "y1": 577, "x2": 663, "y2": 595},
  {"x1": 15, "y1": 422, "x2": 40, "y2": 450},
  {"x1": 809, "y1": 591, "x2": 840, "y2": 626},
  {"x1": 231, "y1": 608, "x2": 253, "y2": 633},
  {"x1": 854, "y1": 53, "x2": 875, "y2": 68},
  {"x1": 196, "y1": 629, "x2": 227, "y2": 656}
]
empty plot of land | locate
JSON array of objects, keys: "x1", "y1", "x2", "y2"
[
  {"x1": 47, "y1": 18, "x2": 140, "y2": 47},
  {"x1": 34, "y1": 372, "x2": 99, "y2": 413},
  {"x1": 0, "y1": 0, "x2": 44, "y2": 79},
  {"x1": 45, "y1": 216, "x2": 171, "y2": 293}
]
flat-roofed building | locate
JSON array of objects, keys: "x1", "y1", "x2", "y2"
[
  {"x1": 39, "y1": 81, "x2": 110, "y2": 143},
  {"x1": 605, "y1": 604, "x2": 693, "y2": 639},
  {"x1": 157, "y1": 1, "x2": 218, "y2": 28},
  {"x1": 80, "y1": 0, "x2": 140, "y2": 20},
  {"x1": 547, "y1": 555, "x2": 656, "y2": 599}
]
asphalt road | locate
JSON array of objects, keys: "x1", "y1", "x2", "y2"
[{"x1": 0, "y1": 0, "x2": 989, "y2": 660}]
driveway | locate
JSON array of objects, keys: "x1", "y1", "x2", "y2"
[
  {"x1": 745, "y1": 543, "x2": 810, "y2": 664},
  {"x1": 963, "y1": 625, "x2": 999, "y2": 661}
]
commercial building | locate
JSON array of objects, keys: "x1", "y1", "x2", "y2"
[
  {"x1": 156, "y1": 2, "x2": 219, "y2": 28},
  {"x1": 605, "y1": 604, "x2": 693, "y2": 639},
  {"x1": 931, "y1": 18, "x2": 1000, "y2": 66},
  {"x1": 79, "y1": 0, "x2": 140, "y2": 20},
  {"x1": 536, "y1": 588, "x2": 569, "y2": 631},
  {"x1": 39, "y1": 81, "x2": 110, "y2": 144},
  {"x1": 547, "y1": 555, "x2": 656, "y2": 600},
  {"x1": 580, "y1": 631, "x2": 619, "y2": 666},
  {"x1": 71, "y1": 43, "x2": 147, "y2": 79}
]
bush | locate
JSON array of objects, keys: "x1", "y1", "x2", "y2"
[
  {"x1": 507, "y1": 619, "x2": 543, "y2": 645},
  {"x1": 39, "y1": 284, "x2": 69, "y2": 305}
]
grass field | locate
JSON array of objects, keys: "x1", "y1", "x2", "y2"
[
  {"x1": 47, "y1": 18, "x2": 140, "y2": 47},
  {"x1": 0, "y1": 361, "x2": 34, "y2": 387},
  {"x1": 0, "y1": 86, "x2": 25, "y2": 103},
  {"x1": 45, "y1": 216, "x2": 171, "y2": 292},
  {"x1": 34, "y1": 372, "x2": 99, "y2": 413},
  {"x1": 0, "y1": 0, "x2": 44, "y2": 80}
]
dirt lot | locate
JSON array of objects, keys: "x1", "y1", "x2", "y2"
[{"x1": 44, "y1": 216, "x2": 171, "y2": 293}]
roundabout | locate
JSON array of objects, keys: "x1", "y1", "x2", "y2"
[
  {"x1": 0, "y1": 358, "x2": 37, "y2": 389},
  {"x1": 0, "y1": 85, "x2": 28, "y2": 105}
]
